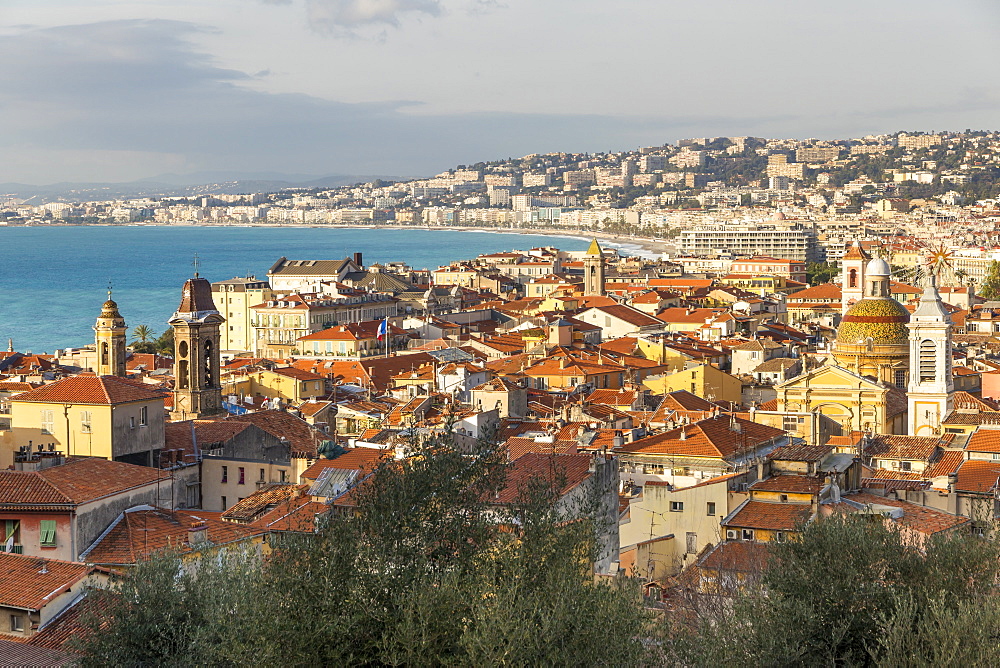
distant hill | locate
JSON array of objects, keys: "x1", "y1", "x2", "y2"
[{"x1": 0, "y1": 172, "x2": 415, "y2": 203}]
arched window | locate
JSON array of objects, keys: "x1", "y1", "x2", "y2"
[
  {"x1": 919, "y1": 339, "x2": 936, "y2": 382},
  {"x1": 100, "y1": 341, "x2": 108, "y2": 364},
  {"x1": 178, "y1": 360, "x2": 189, "y2": 389},
  {"x1": 204, "y1": 339, "x2": 214, "y2": 387},
  {"x1": 848, "y1": 268, "x2": 857, "y2": 288}
]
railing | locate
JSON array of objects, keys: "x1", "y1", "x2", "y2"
[{"x1": 0, "y1": 544, "x2": 24, "y2": 554}]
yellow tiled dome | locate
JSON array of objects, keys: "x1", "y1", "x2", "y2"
[{"x1": 837, "y1": 298, "x2": 910, "y2": 345}]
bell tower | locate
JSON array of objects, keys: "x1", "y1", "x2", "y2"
[
  {"x1": 169, "y1": 273, "x2": 225, "y2": 420},
  {"x1": 907, "y1": 275, "x2": 954, "y2": 436},
  {"x1": 840, "y1": 240, "x2": 869, "y2": 315},
  {"x1": 94, "y1": 287, "x2": 127, "y2": 377},
  {"x1": 583, "y1": 238, "x2": 605, "y2": 296}
]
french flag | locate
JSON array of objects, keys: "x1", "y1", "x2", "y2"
[{"x1": 377, "y1": 317, "x2": 388, "y2": 341}]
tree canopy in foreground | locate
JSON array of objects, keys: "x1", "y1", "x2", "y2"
[{"x1": 77, "y1": 432, "x2": 647, "y2": 666}]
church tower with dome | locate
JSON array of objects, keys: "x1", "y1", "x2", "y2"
[
  {"x1": 840, "y1": 241, "x2": 869, "y2": 315},
  {"x1": 907, "y1": 276, "x2": 954, "y2": 435},
  {"x1": 94, "y1": 289, "x2": 127, "y2": 377},
  {"x1": 832, "y1": 256, "x2": 911, "y2": 387}
]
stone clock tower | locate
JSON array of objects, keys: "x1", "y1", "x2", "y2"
[{"x1": 169, "y1": 274, "x2": 225, "y2": 420}]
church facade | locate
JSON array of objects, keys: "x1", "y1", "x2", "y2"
[{"x1": 774, "y1": 242, "x2": 954, "y2": 439}]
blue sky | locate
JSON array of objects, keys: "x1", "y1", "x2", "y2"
[{"x1": 3, "y1": 0, "x2": 1000, "y2": 183}]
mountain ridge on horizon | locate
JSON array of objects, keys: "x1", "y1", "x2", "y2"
[{"x1": 0, "y1": 171, "x2": 419, "y2": 203}]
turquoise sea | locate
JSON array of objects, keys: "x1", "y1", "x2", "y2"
[{"x1": 0, "y1": 226, "x2": 590, "y2": 354}]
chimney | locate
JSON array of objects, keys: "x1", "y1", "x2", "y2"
[
  {"x1": 188, "y1": 520, "x2": 209, "y2": 547},
  {"x1": 354, "y1": 252, "x2": 363, "y2": 267}
]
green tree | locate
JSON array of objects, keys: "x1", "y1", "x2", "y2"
[
  {"x1": 130, "y1": 324, "x2": 155, "y2": 346},
  {"x1": 806, "y1": 261, "x2": 837, "y2": 286},
  {"x1": 78, "y1": 431, "x2": 647, "y2": 666},
  {"x1": 979, "y1": 260, "x2": 1000, "y2": 300},
  {"x1": 153, "y1": 328, "x2": 174, "y2": 355},
  {"x1": 660, "y1": 515, "x2": 1000, "y2": 666}
]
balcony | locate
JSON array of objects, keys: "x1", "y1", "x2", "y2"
[{"x1": 0, "y1": 544, "x2": 24, "y2": 554}]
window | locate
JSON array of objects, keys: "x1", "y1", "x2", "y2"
[
  {"x1": 39, "y1": 520, "x2": 56, "y2": 547},
  {"x1": 670, "y1": 501, "x2": 684, "y2": 512},
  {"x1": 775, "y1": 531, "x2": 786, "y2": 543},
  {"x1": 238, "y1": 467, "x2": 246, "y2": 485},
  {"x1": 779, "y1": 494, "x2": 788, "y2": 503},
  {"x1": 221, "y1": 466, "x2": 228, "y2": 483},
  {"x1": 221, "y1": 496, "x2": 227, "y2": 510},
  {"x1": 40, "y1": 409, "x2": 54, "y2": 435},
  {"x1": 894, "y1": 369, "x2": 907, "y2": 389},
  {"x1": 849, "y1": 268, "x2": 857, "y2": 288},
  {"x1": 900, "y1": 461, "x2": 912, "y2": 472},
  {"x1": 140, "y1": 406, "x2": 148, "y2": 426},
  {"x1": 3, "y1": 520, "x2": 20, "y2": 552},
  {"x1": 686, "y1": 532, "x2": 697, "y2": 554},
  {"x1": 80, "y1": 410, "x2": 92, "y2": 433},
  {"x1": 707, "y1": 502, "x2": 716, "y2": 516},
  {"x1": 10, "y1": 614, "x2": 24, "y2": 633},
  {"x1": 741, "y1": 529, "x2": 755, "y2": 541},
  {"x1": 259, "y1": 468, "x2": 266, "y2": 482},
  {"x1": 279, "y1": 470, "x2": 287, "y2": 483},
  {"x1": 129, "y1": 416, "x2": 136, "y2": 429},
  {"x1": 919, "y1": 339, "x2": 936, "y2": 382}
]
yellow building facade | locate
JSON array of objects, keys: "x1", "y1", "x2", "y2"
[{"x1": 643, "y1": 364, "x2": 742, "y2": 404}]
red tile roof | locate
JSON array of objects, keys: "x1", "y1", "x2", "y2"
[
  {"x1": 954, "y1": 459, "x2": 1000, "y2": 493},
  {"x1": 222, "y1": 484, "x2": 309, "y2": 523},
  {"x1": 621, "y1": 415, "x2": 786, "y2": 460},
  {"x1": 587, "y1": 304, "x2": 663, "y2": 328},
  {"x1": 724, "y1": 500, "x2": 812, "y2": 531},
  {"x1": 0, "y1": 640, "x2": 74, "y2": 666},
  {"x1": 0, "y1": 459, "x2": 169, "y2": 508},
  {"x1": 12, "y1": 375, "x2": 165, "y2": 405},
  {"x1": 697, "y1": 540, "x2": 770, "y2": 573},
  {"x1": 965, "y1": 428, "x2": 1000, "y2": 454},
  {"x1": 751, "y1": 475, "x2": 823, "y2": 494},
  {"x1": 844, "y1": 493, "x2": 970, "y2": 535},
  {"x1": 0, "y1": 552, "x2": 90, "y2": 610},
  {"x1": 865, "y1": 434, "x2": 950, "y2": 461},
  {"x1": 493, "y1": 453, "x2": 593, "y2": 505},
  {"x1": 768, "y1": 442, "x2": 832, "y2": 463},
  {"x1": 300, "y1": 448, "x2": 387, "y2": 481},
  {"x1": 219, "y1": 410, "x2": 324, "y2": 458},
  {"x1": 83, "y1": 508, "x2": 263, "y2": 566},
  {"x1": 924, "y1": 450, "x2": 965, "y2": 478},
  {"x1": 252, "y1": 498, "x2": 329, "y2": 533}
]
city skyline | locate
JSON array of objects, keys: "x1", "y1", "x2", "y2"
[{"x1": 3, "y1": 0, "x2": 1000, "y2": 184}]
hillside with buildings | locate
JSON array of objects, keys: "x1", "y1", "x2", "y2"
[{"x1": 5, "y1": 156, "x2": 1000, "y2": 660}]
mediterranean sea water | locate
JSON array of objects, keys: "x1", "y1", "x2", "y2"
[{"x1": 0, "y1": 226, "x2": 590, "y2": 354}]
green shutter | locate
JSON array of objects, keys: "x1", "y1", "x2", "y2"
[{"x1": 40, "y1": 520, "x2": 56, "y2": 547}]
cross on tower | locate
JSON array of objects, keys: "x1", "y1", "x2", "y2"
[
  {"x1": 192, "y1": 253, "x2": 201, "y2": 278},
  {"x1": 107, "y1": 279, "x2": 113, "y2": 300}
]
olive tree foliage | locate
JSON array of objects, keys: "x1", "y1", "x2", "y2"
[
  {"x1": 77, "y1": 430, "x2": 648, "y2": 667},
  {"x1": 658, "y1": 515, "x2": 1000, "y2": 667}
]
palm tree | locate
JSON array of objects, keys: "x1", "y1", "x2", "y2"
[{"x1": 131, "y1": 324, "x2": 155, "y2": 346}]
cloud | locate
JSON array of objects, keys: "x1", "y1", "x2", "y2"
[
  {"x1": 1, "y1": 18, "x2": 994, "y2": 185},
  {"x1": 306, "y1": 0, "x2": 441, "y2": 29}
]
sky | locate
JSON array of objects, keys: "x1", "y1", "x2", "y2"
[{"x1": 2, "y1": 0, "x2": 1000, "y2": 184}]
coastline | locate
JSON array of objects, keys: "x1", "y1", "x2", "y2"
[{"x1": 2, "y1": 222, "x2": 671, "y2": 258}]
